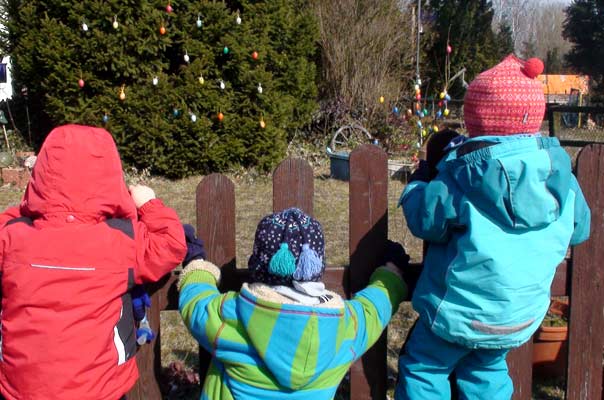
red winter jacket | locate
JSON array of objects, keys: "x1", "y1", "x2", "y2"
[{"x1": 0, "y1": 125, "x2": 186, "y2": 400}]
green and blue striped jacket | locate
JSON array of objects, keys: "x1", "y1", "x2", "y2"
[{"x1": 179, "y1": 261, "x2": 406, "y2": 400}]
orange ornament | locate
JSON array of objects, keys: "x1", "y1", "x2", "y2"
[
  {"x1": 160, "y1": 26, "x2": 166, "y2": 35},
  {"x1": 252, "y1": 51, "x2": 259, "y2": 60},
  {"x1": 217, "y1": 112, "x2": 224, "y2": 122}
]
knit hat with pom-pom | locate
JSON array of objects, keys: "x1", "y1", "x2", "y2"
[
  {"x1": 464, "y1": 54, "x2": 545, "y2": 137},
  {"x1": 248, "y1": 208, "x2": 325, "y2": 286}
]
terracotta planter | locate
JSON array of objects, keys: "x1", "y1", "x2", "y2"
[{"x1": 532, "y1": 299, "x2": 569, "y2": 378}]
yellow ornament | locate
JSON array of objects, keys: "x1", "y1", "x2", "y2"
[
  {"x1": 260, "y1": 118, "x2": 266, "y2": 128},
  {"x1": 443, "y1": 108, "x2": 450, "y2": 117},
  {"x1": 198, "y1": 75, "x2": 205, "y2": 85},
  {"x1": 112, "y1": 16, "x2": 119, "y2": 30},
  {"x1": 439, "y1": 91, "x2": 445, "y2": 99},
  {"x1": 119, "y1": 85, "x2": 126, "y2": 101},
  {"x1": 433, "y1": 126, "x2": 439, "y2": 132},
  {"x1": 421, "y1": 129, "x2": 427, "y2": 137},
  {"x1": 379, "y1": 96, "x2": 385, "y2": 104}
]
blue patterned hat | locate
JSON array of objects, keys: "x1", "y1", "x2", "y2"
[{"x1": 248, "y1": 208, "x2": 325, "y2": 286}]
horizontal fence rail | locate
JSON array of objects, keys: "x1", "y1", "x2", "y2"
[{"x1": 129, "y1": 144, "x2": 604, "y2": 400}]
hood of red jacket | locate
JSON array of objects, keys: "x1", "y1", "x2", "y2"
[{"x1": 21, "y1": 124, "x2": 137, "y2": 220}]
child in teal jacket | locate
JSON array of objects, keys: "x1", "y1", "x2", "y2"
[
  {"x1": 179, "y1": 208, "x2": 409, "y2": 400},
  {"x1": 396, "y1": 55, "x2": 591, "y2": 399}
]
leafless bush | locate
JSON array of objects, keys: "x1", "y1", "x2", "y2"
[{"x1": 312, "y1": 0, "x2": 416, "y2": 131}]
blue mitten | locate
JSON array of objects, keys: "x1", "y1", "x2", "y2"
[
  {"x1": 132, "y1": 285, "x2": 151, "y2": 322},
  {"x1": 132, "y1": 285, "x2": 154, "y2": 345},
  {"x1": 183, "y1": 224, "x2": 206, "y2": 265}
]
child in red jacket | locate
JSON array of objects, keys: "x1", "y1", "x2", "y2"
[{"x1": 0, "y1": 124, "x2": 186, "y2": 400}]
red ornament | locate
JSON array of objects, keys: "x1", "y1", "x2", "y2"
[
  {"x1": 446, "y1": 45, "x2": 452, "y2": 54},
  {"x1": 438, "y1": 101, "x2": 443, "y2": 107},
  {"x1": 522, "y1": 58, "x2": 544, "y2": 79},
  {"x1": 415, "y1": 94, "x2": 421, "y2": 101},
  {"x1": 251, "y1": 51, "x2": 259, "y2": 60},
  {"x1": 159, "y1": 26, "x2": 166, "y2": 35},
  {"x1": 166, "y1": 3, "x2": 173, "y2": 13},
  {"x1": 217, "y1": 112, "x2": 224, "y2": 122},
  {"x1": 78, "y1": 79, "x2": 85, "y2": 88}
]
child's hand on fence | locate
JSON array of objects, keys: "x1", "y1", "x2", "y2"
[
  {"x1": 408, "y1": 160, "x2": 431, "y2": 183},
  {"x1": 182, "y1": 224, "x2": 207, "y2": 266},
  {"x1": 382, "y1": 240, "x2": 410, "y2": 272},
  {"x1": 129, "y1": 184, "x2": 156, "y2": 208}
]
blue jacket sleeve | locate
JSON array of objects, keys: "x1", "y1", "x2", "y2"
[
  {"x1": 569, "y1": 175, "x2": 591, "y2": 246},
  {"x1": 400, "y1": 179, "x2": 459, "y2": 243}
]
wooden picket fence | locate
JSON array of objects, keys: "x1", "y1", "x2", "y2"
[{"x1": 128, "y1": 143, "x2": 604, "y2": 400}]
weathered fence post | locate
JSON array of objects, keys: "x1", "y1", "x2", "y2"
[
  {"x1": 196, "y1": 173, "x2": 237, "y2": 383},
  {"x1": 349, "y1": 144, "x2": 389, "y2": 400},
  {"x1": 507, "y1": 342, "x2": 533, "y2": 400},
  {"x1": 273, "y1": 158, "x2": 314, "y2": 216},
  {"x1": 567, "y1": 144, "x2": 604, "y2": 400},
  {"x1": 128, "y1": 283, "x2": 164, "y2": 399}
]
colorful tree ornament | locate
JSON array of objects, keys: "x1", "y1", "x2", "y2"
[
  {"x1": 415, "y1": 93, "x2": 421, "y2": 101},
  {"x1": 444, "y1": 108, "x2": 450, "y2": 117},
  {"x1": 439, "y1": 91, "x2": 446, "y2": 99},
  {"x1": 196, "y1": 15, "x2": 203, "y2": 28},
  {"x1": 257, "y1": 83, "x2": 263, "y2": 94},
  {"x1": 259, "y1": 117, "x2": 266, "y2": 128},
  {"x1": 446, "y1": 44, "x2": 452, "y2": 54},
  {"x1": 379, "y1": 96, "x2": 385, "y2": 103},
  {"x1": 152, "y1": 76, "x2": 159, "y2": 86},
  {"x1": 190, "y1": 113, "x2": 197, "y2": 122},
  {"x1": 166, "y1": 3, "x2": 173, "y2": 13},
  {"x1": 235, "y1": 12, "x2": 242, "y2": 25},
  {"x1": 78, "y1": 78, "x2": 85, "y2": 88},
  {"x1": 219, "y1": 80, "x2": 226, "y2": 90},
  {"x1": 112, "y1": 16, "x2": 119, "y2": 30},
  {"x1": 252, "y1": 51, "x2": 259, "y2": 60},
  {"x1": 102, "y1": 113, "x2": 109, "y2": 124},
  {"x1": 82, "y1": 22, "x2": 88, "y2": 32},
  {"x1": 173, "y1": 108, "x2": 180, "y2": 117},
  {"x1": 184, "y1": 51, "x2": 190, "y2": 63},
  {"x1": 119, "y1": 85, "x2": 126, "y2": 100},
  {"x1": 433, "y1": 125, "x2": 439, "y2": 132},
  {"x1": 223, "y1": 46, "x2": 230, "y2": 55},
  {"x1": 198, "y1": 74, "x2": 205, "y2": 85},
  {"x1": 159, "y1": 25, "x2": 166, "y2": 35},
  {"x1": 393, "y1": 106, "x2": 400, "y2": 115},
  {"x1": 217, "y1": 112, "x2": 224, "y2": 122}
]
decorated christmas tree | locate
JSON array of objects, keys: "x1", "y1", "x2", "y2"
[{"x1": 2, "y1": 0, "x2": 318, "y2": 177}]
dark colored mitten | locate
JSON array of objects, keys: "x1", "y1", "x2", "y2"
[
  {"x1": 132, "y1": 285, "x2": 151, "y2": 322},
  {"x1": 408, "y1": 160, "x2": 430, "y2": 183},
  {"x1": 382, "y1": 240, "x2": 421, "y2": 298},
  {"x1": 425, "y1": 129, "x2": 463, "y2": 180},
  {"x1": 382, "y1": 240, "x2": 410, "y2": 272},
  {"x1": 183, "y1": 224, "x2": 206, "y2": 265}
]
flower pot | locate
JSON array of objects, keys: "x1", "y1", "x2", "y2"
[{"x1": 532, "y1": 299, "x2": 569, "y2": 379}]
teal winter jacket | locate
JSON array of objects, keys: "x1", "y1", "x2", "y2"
[{"x1": 401, "y1": 135, "x2": 590, "y2": 349}]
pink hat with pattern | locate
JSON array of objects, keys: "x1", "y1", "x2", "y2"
[{"x1": 464, "y1": 54, "x2": 545, "y2": 137}]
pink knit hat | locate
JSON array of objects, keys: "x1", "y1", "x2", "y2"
[{"x1": 464, "y1": 54, "x2": 545, "y2": 137}]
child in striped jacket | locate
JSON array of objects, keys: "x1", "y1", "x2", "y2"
[{"x1": 179, "y1": 208, "x2": 409, "y2": 400}]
